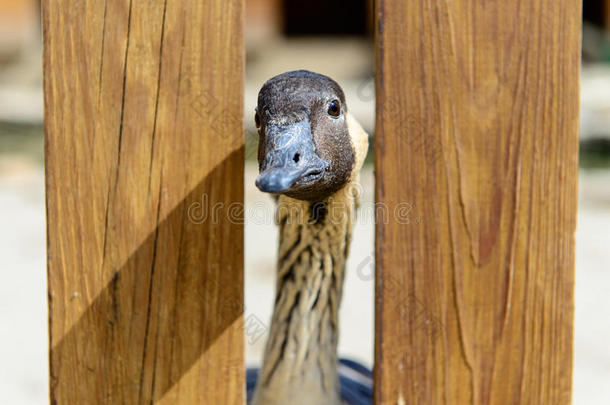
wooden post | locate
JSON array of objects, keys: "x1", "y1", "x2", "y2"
[
  {"x1": 43, "y1": 1, "x2": 244, "y2": 403},
  {"x1": 374, "y1": 1, "x2": 580, "y2": 404}
]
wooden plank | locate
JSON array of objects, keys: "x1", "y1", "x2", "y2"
[
  {"x1": 374, "y1": 1, "x2": 580, "y2": 404},
  {"x1": 43, "y1": 1, "x2": 244, "y2": 403}
]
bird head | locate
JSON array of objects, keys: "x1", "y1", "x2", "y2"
[{"x1": 254, "y1": 70, "x2": 362, "y2": 202}]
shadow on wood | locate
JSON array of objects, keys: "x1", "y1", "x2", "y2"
[{"x1": 50, "y1": 150, "x2": 244, "y2": 404}]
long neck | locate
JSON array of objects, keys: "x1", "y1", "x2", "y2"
[{"x1": 252, "y1": 182, "x2": 359, "y2": 405}]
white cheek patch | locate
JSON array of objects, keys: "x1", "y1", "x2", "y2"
[{"x1": 345, "y1": 112, "x2": 370, "y2": 177}]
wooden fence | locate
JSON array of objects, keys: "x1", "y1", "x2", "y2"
[{"x1": 44, "y1": 0, "x2": 580, "y2": 404}]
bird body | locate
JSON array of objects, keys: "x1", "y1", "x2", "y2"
[{"x1": 251, "y1": 71, "x2": 369, "y2": 405}]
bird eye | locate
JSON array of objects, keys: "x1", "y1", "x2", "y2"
[{"x1": 327, "y1": 100, "x2": 341, "y2": 117}]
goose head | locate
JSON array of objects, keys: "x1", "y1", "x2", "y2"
[{"x1": 254, "y1": 70, "x2": 364, "y2": 202}]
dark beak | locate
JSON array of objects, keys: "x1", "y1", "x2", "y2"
[{"x1": 256, "y1": 119, "x2": 328, "y2": 194}]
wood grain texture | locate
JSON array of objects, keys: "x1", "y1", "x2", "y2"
[
  {"x1": 43, "y1": 1, "x2": 244, "y2": 403},
  {"x1": 374, "y1": 1, "x2": 580, "y2": 404}
]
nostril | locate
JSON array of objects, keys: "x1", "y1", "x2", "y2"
[{"x1": 293, "y1": 153, "x2": 300, "y2": 163}]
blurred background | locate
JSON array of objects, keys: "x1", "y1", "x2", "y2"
[{"x1": 1, "y1": 0, "x2": 609, "y2": 403}]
